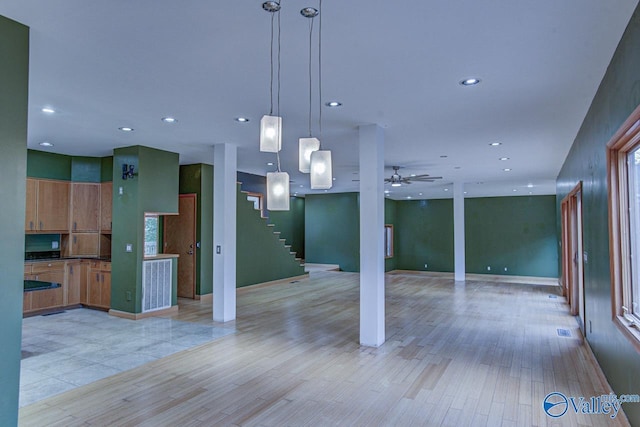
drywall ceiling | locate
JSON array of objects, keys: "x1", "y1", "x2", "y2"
[{"x1": 0, "y1": 0, "x2": 637, "y2": 199}]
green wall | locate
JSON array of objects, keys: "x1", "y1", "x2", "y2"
[
  {"x1": 101, "y1": 156, "x2": 113, "y2": 182},
  {"x1": 71, "y1": 156, "x2": 101, "y2": 182},
  {"x1": 0, "y1": 15, "x2": 28, "y2": 426},
  {"x1": 111, "y1": 146, "x2": 179, "y2": 314},
  {"x1": 305, "y1": 193, "x2": 360, "y2": 272},
  {"x1": 465, "y1": 196, "x2": 558, "y2": 277},
  {"x1": 269, "y1": 197, "x2": 306, "y2": 259},
  {"x1": 556, "y1": 4, "x2": 640, "y2": 425},
  {"x1": 27, "y1": 150, "x2": 71, "y2": 180},
  {"x1": 236, "y1": 185, "x2": 305, "y2": 287},
  {"x1": 395, "y1": 199, "x2": 454, "y2": 272},
  {"x1": 178, "y1": 164, "x2": 213, "y2": 296}
]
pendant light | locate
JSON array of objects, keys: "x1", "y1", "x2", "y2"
[
  {"x1": 262, "y1": 1, "x2": 290, "y2": 210},
  {"x1": 308, "y1": 0, "x2": 333, "y2": 190},
  {"x1": 260, "y1": 1, "x2": 282, "y2": 153},
  {"x1": 298, "y1": 7, "x2": 320, "y2": 173}
]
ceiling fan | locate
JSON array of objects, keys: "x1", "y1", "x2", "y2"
[{"x1": 384, "y1": 166, "x2": 442, "y2": 187}]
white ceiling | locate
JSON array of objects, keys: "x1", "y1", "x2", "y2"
[{"x1": 1, "y1": 0, "x2": 638, "y2": 199}]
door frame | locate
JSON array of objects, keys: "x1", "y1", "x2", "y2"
[
  {"x1": 163, "y1": 193, "x2": 197, "y2": 299},
  {"x1": 561, "y1": 182, "x2": 585, "y2": 333}
]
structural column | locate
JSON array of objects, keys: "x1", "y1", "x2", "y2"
[
  {"x1": 453, "y1": 181, "x2": 466, "y2": 281},
  {"x1": 359, "y1": 124, "x2": 385, "y2": 347},
  {"x1": 213, "y1": 143, "x2": 237, "y2": 322}
]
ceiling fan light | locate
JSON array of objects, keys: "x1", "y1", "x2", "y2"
[
  {"x1": 260, "y1": 115, "x2": 282, "y2": 153},
  {"x1": 266, "y1": 171, "x2": 290, "y2": 211},
  {"x1": 391, "y1": 182, "x2": 401, "y2": 187},
  {"x1": 299, "y1": 137, "x2": 320, "y2": 173},
  {"x1": 310, "y1": 150, "x2": 332, "y2": 190}
]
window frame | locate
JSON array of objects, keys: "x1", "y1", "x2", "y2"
[{"x1": 607, "y1": 104, "x2": 640, "y2": 352}]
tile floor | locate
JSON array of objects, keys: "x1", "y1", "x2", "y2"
[{"x1": 20, "y1": 307, "x2": 234, "y2": 407}]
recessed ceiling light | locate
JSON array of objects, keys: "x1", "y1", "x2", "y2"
[
  {"x1": 39, "y1": 141, "x2": 54, "y2": 147},
  {"x1": 384, "y1": 190, "x2": 390, "y2": 194},
  {"x1": 503, "y1": 168, "x2": 512, "y2": 172},
  {"x1": 444, "y1": 188, "x2": 449, "y2": 192},
  {"x1": 161, "y1": 117, "x2": 177, "y2": 123},
  {"x1": 410, "y1": 174, "x2": 416, "y2": 177},
  {"x1": 464, "y1": 191, "x2": 468, "y2": 194},
  {"x1": 499, "y1": 157, "x2": 509, "y2": 161},
  {"x1": 527, "y1": 183, "x2": 533, "y2": 188},
  {"x1": 529, "y1": 191, "x2": 533, "y2": 195},
  {"x1": 300, "y1": 185, "x2": 304, "y2": 188},
  {"x1": 324, "y1": 190, "x2": 328, "y2": 193},
  {"x1": 407, "y1": 196, "x2": 412, "y2": 199},
  {"x1": 333, "y1": 177, "x2": 336, "y2": 181},
  {"x1": 42, "y1": 107, "x2": 55, "y2": 114},
  {"x1": 235, "y1": 117, "x2": 250, "y2": 122},
  {"x1": 460, "y1": 78, "x2": 481, "y2": 86},
  {"x1": 392, "y1": 183, "x2": 401, "y2": 187},
  {"x1": 419, "y1": 193, "x2": 423, "y2": 196},
  {"x1": 119, "y1": 127, "x2": 134, "y2": 132},
  {"x1": 489, "y1": 142, "x2": 502, "y2": 146},
  {"x1": 267, "y1": 162, "x2": 274, "y2": 166},
  {"x1": 325, "y1": 101, "x2": 342, "y2": 107},
  {"x1": 513, "y1": 189, "x2": 517, "y2": 192}
]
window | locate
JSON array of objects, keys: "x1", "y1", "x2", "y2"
[
  {"x1": 385, "y1": 224, "x2": 394, "y2": 258},
  {"x1": 144, "y1": 214, "x2": 159, "y2": 256},
  {"x1": 608, "y1": 104, "x2": 640, "y2": 351}
]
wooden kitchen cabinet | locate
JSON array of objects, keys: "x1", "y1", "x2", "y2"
[
  {"x1": 65, "y1": 261, "x2": 83, "y2": 305},
  {"x1": 23, "y1": 261, "x2": 65, "y2": 313},
  {"x1": 88, "y1": 261, "x2": 111, "y2": 309},
  {"x1": 100, "y1": 182, "x2": 112, "y2": 233},
  {"x1": 68, "y1": 233, "x2": 99, "y2": 257},
  {"x1": 71, "y1": 183, "x2": 100, "y2": 232},
  {"x1": 25, "y1": 179, "x2": 70, "y2": 232}
]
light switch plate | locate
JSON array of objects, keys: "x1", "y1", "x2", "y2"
[
  {"x1": 126, "y1": 243, "x2": 133, "y2": 252},
  {"x1": 51, "y1": 241, "x2": 59, "y2": 249}
]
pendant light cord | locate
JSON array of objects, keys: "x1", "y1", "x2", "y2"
[
  {"x1": 318, "y1": 0, "x2": 323, "y2": 141},
  {"x1": 308, "y1": 17, "x2": 314, "y2": 137}
]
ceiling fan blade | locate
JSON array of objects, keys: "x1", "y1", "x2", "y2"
[{"x1": 410, "y1": 176, "x2": 443, "y2": 181}]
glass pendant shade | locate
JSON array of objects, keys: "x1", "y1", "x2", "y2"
[
  {"x1": 310, "y1": 150, "x2": 333, "y2": 190},
  {"x1": 266, "y1": 171, "x2": 290, "y2": 211},
  {"x1": 260, "y1": 115, "x2": 282, "y2": 153},
  {"x1": 298, "y1": 137, "x2": 320, "y2": 173}
]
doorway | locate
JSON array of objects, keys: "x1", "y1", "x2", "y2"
[
  {"x1": 561, "y1": 183, "x2": 585, "y2": 334},
  {"x1": 164, "y1": 194, "x2": 197, "y2": 299}
]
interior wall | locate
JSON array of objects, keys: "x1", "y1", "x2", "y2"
[
  {"x1": 556, "y1": 4, "x2": 640, "y2": 425},
  {"x1": 268, "y1": 197, "x2": 306, "y2": 259},
  {"x1": 465, "y1": 195, "x2": 558, "y2": 277},
  {"x1": 0, "y1": 14, "x2": 28, "y2": 426},
  {"x1": 384, "y1": 198, "x2": 398, "y2": 272},
  {"x1": 395, "y1": 199, "x2": 454, "y2": 272}
]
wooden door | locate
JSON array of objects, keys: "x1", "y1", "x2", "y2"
[
  {"x1": 25, "y1": 178, "x2": 38, "y2": 231},
  {"x1": 37, "y1": 180, "x2": 70, "y2": 232},
  {"x1": 164, "y1": 194, "x2": 197, "y2": 299},
  {"x1": 71, "y1": 183, "x2": 100, "y2": 232},
  {"x1": 561, "y1": 183, "x2": 585, "y2": 334},
  {"x1": 100, "y1": 182, "x2": 113, "y2": 232}
]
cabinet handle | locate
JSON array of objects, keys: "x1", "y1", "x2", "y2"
[
  {"x1": 73, "y1": 236, "x2": 77, "y2": 244},
  {"x1": 39, "y1": 221, "x2": 43, "y2": 230},
  {"x1": 29, "y1": 221, "x2": 33, "y2": 230},
  {"x1": 70, "y1": 266, "x2": 73, "y2": 274},
  {"x1": 73, "y1": 221, "x2": 77, "y2": 231}
]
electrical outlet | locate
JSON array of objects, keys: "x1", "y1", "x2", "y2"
[
  {"x1": 51, "y1": 241, "x2": 59, "y2": 249},
  {"x1": 126, "y1": 243, "x2": 133, "y2": 252},
  {"x1": 504, "y1": 267, "x2": 507, "y2": 272},
  {"x1": 424, "y1": 264, "x2": 428, "y2": 269},
  {"x1": 487, "y1": 266, "x2": 491, "y2": 271},
  {"x1": 118, "y1": 186, "x2": 124, "y2": 195}
]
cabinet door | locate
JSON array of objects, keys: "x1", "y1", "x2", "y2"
[
  {"x1": 37, "y1": 180, "x2": 70, "y2": 232},
  {"x1": 66, "y1": 262, "x2": 81, "y2": 305},
  {"x1": 100, "y1": 182, "x2": 112, "y2": 232},
  {"x1": 100, "y1": 272, "x2": 111, "y2": 308},
  {"x1": 30, "y1": 287, "x2": 64, "y2": 311},
  {"x1": 71, "y1": 183, "x2": 100, "y2": 232},
  {"x1": 70, "y1": 233, "x2": 99, "y2": 257},
  {"x1": 25, "y1": 178, "x2": 38, "y2": 231},
  {"x1": 88, "y1": 271, "x2": 102, "y2": 306},
  {"x1": 79, "y1": 262, "x2": 89, "y2": 304}
]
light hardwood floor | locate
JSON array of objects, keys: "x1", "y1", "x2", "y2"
[{"x1": 19, "y1": 272, "x2": 630, "y2": 426}]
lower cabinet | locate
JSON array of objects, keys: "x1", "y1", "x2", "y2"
[
  {"x1": 24, "y1": 261, "x2": 65, "y2": 314},
  {"x1": 87, "y1": 261, "x2": 111, "y2": 309}
]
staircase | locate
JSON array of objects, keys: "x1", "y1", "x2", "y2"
[{"x1": 236, "y1": 187, "x2": 305, "y2": 287}]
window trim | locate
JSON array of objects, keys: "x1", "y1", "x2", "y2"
[{"x1": 607, "y1": 103, "x2": 640, "y2": 353}]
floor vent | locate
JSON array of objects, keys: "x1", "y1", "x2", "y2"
[
  {"x1": 142, "y1": 259, "x2": 172, "y2": 313},
  {"x1": 557, "y1": 328, "x2": 571, "y2": 337}
]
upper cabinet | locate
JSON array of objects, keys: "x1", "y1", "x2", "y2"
[
  {"x1": 100, "y1": 182, "x2": 112, "y2": 233},
  {"x1": 71, "y1": 183, "x2": 100, "y2": 232},
  {"x1": 25, "y1": 178, "x2": 70, "y2": 233}
]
